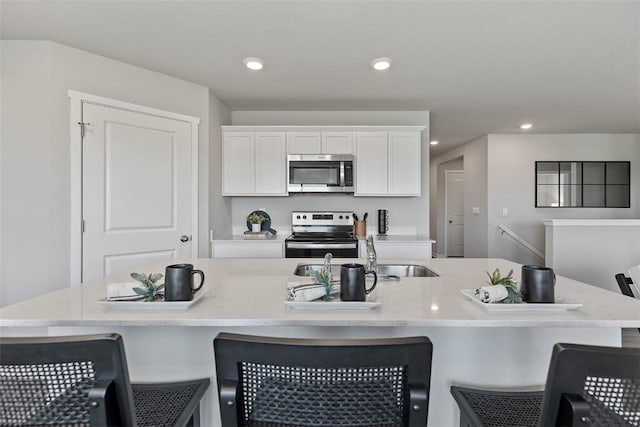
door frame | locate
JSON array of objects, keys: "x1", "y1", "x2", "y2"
[
  {"x1": 68, "y1": 90, "x2": 200, "y2": 284},
  {"x1": 444, "y1": 169, "x2": 464, "y2": 257}
]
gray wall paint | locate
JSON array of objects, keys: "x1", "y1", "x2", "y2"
[
  {"x1": 227, "y1": 111, "x2": 431, "y2": 236},
  {"x1": 430, "y1": 136, "x2": 489, "y2": 258},
  {"x1": 208, "y1": 91, "x2": 232, "y2": 252},
  {"x1": 431, "y1": 133, "x2": 640, "y2": 266},
  {"x1": 487, "y1": 134, "x2": 640, "y2": 265},
  {"x1": 1, "y1": 41, "x2": 210, "y2": 306}
]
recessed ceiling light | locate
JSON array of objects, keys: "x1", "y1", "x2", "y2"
[
  {"x1": 520, "y1": 123, "x2": 533, "y2": 130},
  {"x1": 430, "y1": 140, "x2": 439, "y2": 145},
  {"x1": 244, "y1": 57, "x2": 264, "y2": 71},
  {"x1": 371, "y1": 57, "x2": 391, "y2": 71}
]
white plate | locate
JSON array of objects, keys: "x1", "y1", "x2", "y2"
[
  {"x1": 286, "y1": 295, "x2": 380, "y2": 310},
  {"x1": 460, "y1": 289, "x2": 582, "y2": 311},
  {"x1": 97, "y1": 289, "x2": 206, "y2": 309}
]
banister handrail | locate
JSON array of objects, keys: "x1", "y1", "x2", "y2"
[{"x1": 497, "y1": 224, "x2": 545, "y2": 260}]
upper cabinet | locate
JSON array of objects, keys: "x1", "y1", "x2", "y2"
[
  {"x1": 355, "y1": 131, "x2": 422, "y2": 196},
  {"x1": 222, "y1": 131, "x2": 287, "y2": 196},
  {"x1": 287, "y1": 131, "x2": 355, "y2": 154},
  {"x1": 222, "y1": 126, "x2": 424, "y2": 197}
]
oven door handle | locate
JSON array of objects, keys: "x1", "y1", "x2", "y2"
[{"x1": 286, "y1": 242, "x2": 357, "y2": 250}]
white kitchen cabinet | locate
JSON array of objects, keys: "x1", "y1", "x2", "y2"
[
  {"x1": 321, "y1": 132, "x2": 355, "y2": 154},
  {"x1": 222, "y1": 131, "x2": 287, "y2": 196},
  {"x1": 222, "y1": 132, "x2": 254, "y2": 195},
  {"x1": 286, "y1": 132, "x2": 321, "y2": 154},
  {"x1": 255, "y1": 132, "x2": 287, "y2": 194},
  {"x1": 212, "y1": 240, "x2": 284, "y2": 258},
  {"x1": 287, "y1": 131, "x2": 354, "y2": 154},
  {"x1": 388, "y1": 132, "x2": 421, "y2": 196},
  {"x1": 355, "y1": 132, "x2": 389, "y2": 195},
  {"x1": 355, "y1": 131, "x2": 421, "y2": 196},
  {"x1": 358, "y1": 239, "x2": 432, "y2": 259}
]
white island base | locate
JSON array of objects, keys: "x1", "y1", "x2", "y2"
[{"x1": 34, "y1": 325, "x2": 618, "y2": 427}]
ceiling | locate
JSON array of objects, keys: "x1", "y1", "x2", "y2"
[{"x1": 1, "y1": 0, "x2": 638, "y2": 156}]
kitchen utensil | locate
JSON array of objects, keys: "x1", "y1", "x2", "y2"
[
  {"x1": 354, "y1": 220, "x2": 366, "y2": 237},
  {"x1": 246, "y1": 210, "x2": 277, "y2": 235},
  {"x1": 340, "y1": 263, "x2": 377, "y2": 301},
  {"x1": 353, "y1": 213, "x2": 358, "y2": 221},
  {"x1": 363, "y1": 212, "x2": 368, "y2": 221},
  {"x1": 164, "y1": 264, "x2": 205, "y2": 301},
  {"x1": 520, "y1": 265, "x2": 555, "y2": 303}
]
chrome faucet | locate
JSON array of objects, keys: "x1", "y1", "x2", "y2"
[
  {"x1": 366, "y1": 235, "x2": 377, "y2": 273},
  {"x1": 322, "y1": 252, "x2": 332, "y2": 277}
]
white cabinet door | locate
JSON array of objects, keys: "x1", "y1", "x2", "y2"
[
  {"x1": 355, "y1": 132, "x2": 388, "y2": 195},
  {"x1": 255, "y1": 132, "x2": 287, "y2": 195},
  {"x1": 223, "y1": 132, "x2": 254, "y2": 195},
  {"x1": 286, "y1": 132, "x2": 321, "y2": 154},
  {"x1": 322, "y1": 132, "x2": 354, "y2": 154},
  {"x1": 212, "y1": 241, "x2": 283, "y2": 258},
  {"x1": 388, "y1": 132, "x2": 421, "y2": 196}
]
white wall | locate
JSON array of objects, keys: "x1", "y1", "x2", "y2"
[
  {"x1": 208, "y1": 91, "x2": 232, "y2": 251},
  {"x1": 227, "y1": 111, "x2": 431, "y2": 236},
  {"x1": 430, "y1": 136, "x2": 489, "y2": 258},
  {"x1": 0, "y1": 40, "x2": 211, "y2": 306},
  {"x1": 487, "y1": 134, "x2": 640, "y2": 265}
]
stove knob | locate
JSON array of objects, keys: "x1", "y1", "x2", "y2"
[
  {"x1": 296, "y1": 215, "x2": 301, "y2": 219},
  {"x1": 302, "y1": 215, "x2": 307, "y2": 219},
  {"x1": 345, "y1": 215, "x2": 350, "y2": 219},
  {"x1": 339, "y1": 215, "x2": 343, "y2": 219}
]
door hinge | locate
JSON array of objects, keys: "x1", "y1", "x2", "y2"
[
  {"x1": 77, "y1": 122, "x2": 90, "y2": 138},
  {"x1": 81, "y1": 219, "x2": 85, "y2": 233}
]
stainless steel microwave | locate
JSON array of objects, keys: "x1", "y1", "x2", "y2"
[{"x1": 287, "y1": 154, "x2": 354, "y2": 193}]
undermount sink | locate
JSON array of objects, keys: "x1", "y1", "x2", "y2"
[{"x1": 292, "y1": 263, "x2": 439, "y2": 278}]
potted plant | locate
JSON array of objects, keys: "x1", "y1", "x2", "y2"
[{"x1": 247, "y1": 212, "x2": 266, "y2": 232}]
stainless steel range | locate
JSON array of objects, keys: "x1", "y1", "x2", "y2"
[{"x1": 285, "y1": 211, "x2": 359, "y2": 258}]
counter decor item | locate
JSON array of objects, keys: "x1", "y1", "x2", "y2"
[
  {"x1": 521, "y1": 265, "x2": 555, "y2": 303},
  {"x1": 247, "y1": 212, "x2": 267, "y2": 232},
  {"x1": 130, "y1": 272, "x2": 164, "y2": 302},
  {"x1": 164, "y1": 264, "x2": 205, "y2": 302},
  {"x1": 377, "y1": 209, "x2": 389, "y2": 235},
  {"x1": 474, "y1": 269, "x2": 522, "y2": 304},
  {"x1": 245, "y1": 210, "x2": 277, "y2": 235}
]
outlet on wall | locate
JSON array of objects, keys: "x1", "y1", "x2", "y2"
[
  {"x1": 472, "y1": 207, "x2": 480, "y2": 215},
  {"x1": 502, "y1": 208, "x2": 509, "y2": 217}
]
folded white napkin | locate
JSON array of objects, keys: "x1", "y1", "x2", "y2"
[
  {"x1": 287, "y1": 283, "x2": 340, "y2": 302},
  {"x1": 107, "y1": 282, "x2": 144, "y2": 301},
  {"x1": 474, "y1": 285, "x2": 508, "y2": 303}
]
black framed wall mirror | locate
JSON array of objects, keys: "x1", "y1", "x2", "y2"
[{"x1": 535, "y1": 161, "x2": 630, "y2": 208}]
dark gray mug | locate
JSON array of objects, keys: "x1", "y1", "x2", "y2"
[
  {"x1": 340, "y1": 263, "x2": 377, "y2": 301},
  {"x1": 521, "y1": 265, "x2": 555, "y2": 303},
  {"x1": 164, "y1": 263, "x2": 204, "y2": 301}
]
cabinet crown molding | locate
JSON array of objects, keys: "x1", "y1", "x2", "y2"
[{"x1": 222, "y1": 125, "x2": 426, "y2": 132}]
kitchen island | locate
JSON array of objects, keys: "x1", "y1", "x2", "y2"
[{"x1": 2, "y1": 257, "x2": 639, "y2": 426}]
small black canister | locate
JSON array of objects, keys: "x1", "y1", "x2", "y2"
[{"x1": 377, "y1": 209, "x2": 388, "y2": 235}]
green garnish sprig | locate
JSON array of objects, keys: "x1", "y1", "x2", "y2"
[
  {"x1": 486, "y1": 268, "x2": 522, "y2": 303},
  {"x1": 130, "y1": 272, "x2": 164, "y2": 302},
  {"x1": 313, "y1": 270, "x2": 334, "y2": 301}
]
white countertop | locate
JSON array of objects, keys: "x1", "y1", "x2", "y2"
[{"x1": 2, "y1": 258, "x2": 639, "y2": 328}]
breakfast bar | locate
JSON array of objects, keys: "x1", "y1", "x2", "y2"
[{"x1": 2, "y1": 257, "x2": 640, "y2": 426}]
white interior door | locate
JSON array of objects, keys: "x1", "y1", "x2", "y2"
[
  {"x1": 81, "y1": 102, "x2": 196, "y2": 282},
  {"x1": 446, "y1": 171, "x2": 464, "y2": 257}
]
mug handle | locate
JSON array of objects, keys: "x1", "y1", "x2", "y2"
[
  {"x1": 365, "y1": 271, "x2": 377, "y2": 294},
  {"x1": 191, "y1": 269, "x2": 205, "y2": 293}
]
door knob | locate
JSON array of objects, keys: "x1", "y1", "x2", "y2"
[
  {"x1": 180, "y1": 235, "x2": 191, "y2": 242},
  {"x1": 448, "y1": 220, "x2": 453, "y2": 224}
]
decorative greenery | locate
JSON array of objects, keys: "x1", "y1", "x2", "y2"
[
  {"x1": 131, "y1": 272, "x2": 164, "y2": 302},
  {"x1": 247, "y1": 212, "x2": 267, "y2": 224},
  {"x1": 313, "y1": 270, "x2": 334, "y2": 301},
  {"x1": 486, "y1": 268, "x2": 522, "y2": 303}
]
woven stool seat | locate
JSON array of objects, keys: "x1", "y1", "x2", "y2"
[
  {"x1": 450, "y1": 343, "x2": 640, "y2": 427},
  {"x1": 133, "y1": 379, "x2": 210, "y2": 427},
  {"x1": 450, "y1": 386, "x2": 544, "y2": 427}
]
